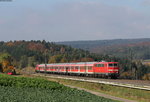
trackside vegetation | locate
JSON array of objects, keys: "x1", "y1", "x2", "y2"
[
  {"x1": 0, "y1": 74, "x2": 118, "y2": 102},
  {"x1": 44, "y1": 77, "x2": 150, "y2": 102}
]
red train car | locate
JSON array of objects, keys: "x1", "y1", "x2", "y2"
[{"x1": 35, "y1": 61, "x2": 119, "y2": 78}]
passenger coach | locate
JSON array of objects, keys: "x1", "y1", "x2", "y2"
[{"x1": 35, "y1": 61, "x2": 119, "y2": 78}]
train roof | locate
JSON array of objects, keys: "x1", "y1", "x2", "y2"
[
  {"x1": 38, "y1": 61, "x2": 118, "y2": 66},
  {"x1": 39, "y1": 62, "x2": 97, "y2": 66}
]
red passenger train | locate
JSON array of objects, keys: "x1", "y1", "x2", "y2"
[{"x1": 35, "y1": 61, "x2": 119, "y2": 78}]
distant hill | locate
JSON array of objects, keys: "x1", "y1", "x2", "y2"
[{"x1": 57, "y1": 38, "x2": 150, "y2": 59}]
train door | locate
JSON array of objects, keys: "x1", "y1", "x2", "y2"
[
  {"x1": 86, "y1": 66, "x2": 88, "y2": 73},
  {"x1": 66, "y1": 66, "x2": 69, "y2": 74},
  {"x1": 84, "y1": 65, "x2": 88, "y2": 76},
  {"x1": 84, "y1": 63, "x2": 88, "y2": 74}
]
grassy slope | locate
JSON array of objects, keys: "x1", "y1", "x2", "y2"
[{"x1": 31, "y1": 75, "x2": 150, "y2": 102}]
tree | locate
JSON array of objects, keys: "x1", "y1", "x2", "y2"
[
  {"x1": 0, "y1": 53, "x2": 11, "y2": 63},
  {"x1": 19, "y1": 55, "x2": 28, "y2": 68},
  {"x1": 48, "y1": 55, "x2": 63, "y2": 63},
  {"x1": 60, "y1": 57, "x2": 67, "y2": 63},
  {"x1": 28, "y1": 56, "x2": 36, "y2": 67},
  {"x1": 80, "y1": 58, "x2": 94, "y2": 62}
]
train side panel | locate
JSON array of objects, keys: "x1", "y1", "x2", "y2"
[{"x1": 35, "y1": 62, "x2": 119, "y2": 78}]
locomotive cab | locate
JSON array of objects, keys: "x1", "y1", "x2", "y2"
[
  {"x1": 93, "y1": 62, "x2": 119, "y2": 78},
  {"x1": 107, "y1": 62, "x2": 119, "y2": 78}
]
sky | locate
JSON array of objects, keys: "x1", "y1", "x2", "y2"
[{"x1": 0, "y1": 0, "x2": 150, "y2": 42}]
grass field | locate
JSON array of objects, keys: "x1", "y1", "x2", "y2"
[{"x1": 0, "y1": 74, "x2": 117, "y2": 102}]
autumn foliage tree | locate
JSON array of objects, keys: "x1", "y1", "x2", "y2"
[{"x1": 0, "y1": 53, "x2": 15, "y2": 73}]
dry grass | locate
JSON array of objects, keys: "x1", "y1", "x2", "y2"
[{"x1": 15, "y1": 67, "x2": 35, "y2": 75}]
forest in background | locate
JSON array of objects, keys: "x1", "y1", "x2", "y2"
[
  {"x1": 0, "y1": 40, "x2": 150, "y2": 80},
  {"x1": 57, "y1": 38, "x2": 150, "y2": 59}
]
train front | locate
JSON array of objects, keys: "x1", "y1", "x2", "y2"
[{"x1": 107, "y1": 62, "x2": 119, "y2": 78}]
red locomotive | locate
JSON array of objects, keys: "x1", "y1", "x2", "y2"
[{"x1": 35, "y1": 61, "x2": 119, "y2": 78}]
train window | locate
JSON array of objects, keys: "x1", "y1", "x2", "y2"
[
  {"x1": 96, "y1": 64, "x2": 104, "y2": 67},
  {"x1": 75, "y1": 66, "x2": 79, "y2": 70},
  {"x1": 109, "y1": 64, "x2": 113, "y2": 67},
  {"x1": 41, "y1": 67, "x2": 44, "y2": 69},
  {"x1": 80, "y1": 66, "x2": 85, "y2": 70},
  {"x1": 71, "y1": 66, "x2": 74, "y2": 70},
  {"x1": 109, "y1": 64, "x2": 118, "y2": 67},
  {"x1": 114, "y1": 64, "x2": 118, "y2": 66},
  {"x1": 88, "y1": 66, "x2": 92, "y2": 70}
]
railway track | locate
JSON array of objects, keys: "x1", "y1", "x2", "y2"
[{"x1": 33, "y1": 73, "x2": 150, "y2": 91}]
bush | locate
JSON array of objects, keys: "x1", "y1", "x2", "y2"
[
  {"x1": 0, "y1": 74, "x2": 66, "y2": 90},
  {"x1": 142, "y1": 73, "x2": 150, "y2": 80}
]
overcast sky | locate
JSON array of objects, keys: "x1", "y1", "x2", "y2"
[{"x1": 0, "y1": 0, "x2": 150, "y2": 42}]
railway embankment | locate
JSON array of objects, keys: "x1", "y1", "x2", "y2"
[{"x1": 30, "y1": 73, "x2": 150, "y2": 102}]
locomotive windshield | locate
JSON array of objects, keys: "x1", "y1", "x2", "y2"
[{"x1": 109, "y1": 63, "x2": 118, "y2": 67}]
